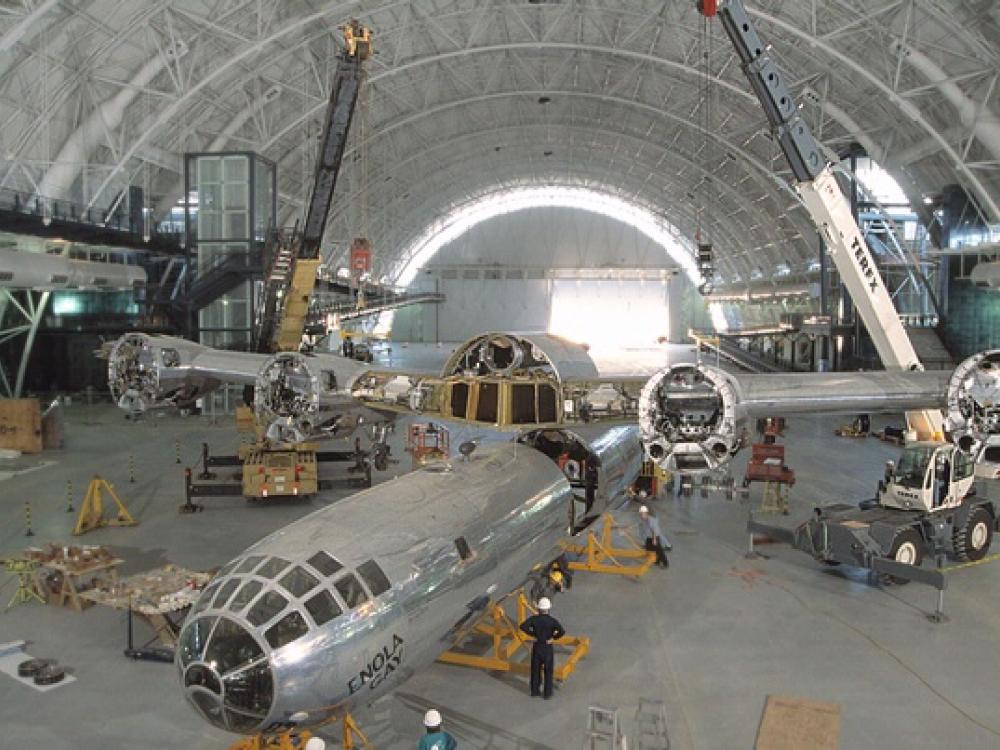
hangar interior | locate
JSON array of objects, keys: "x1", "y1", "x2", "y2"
[{"x1": 1, "y1": 2, "x2": 1000, "y2": 749}]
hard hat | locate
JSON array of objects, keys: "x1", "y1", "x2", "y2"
[
  {"x1": 639, "y1": 490, "x2": 648, "y2": 498},
  {"x1": 304, "y1": 739, "x2": 326, "y2": 750},
  {"x1": 639, "y1": 505, "x2": 649, "y2": 514},
  {"x1": 537, "y1": 597, "x2": 551, "y2": 611},
  {"x1": 424, "y1": 709, "x2": 442, "y2": 728}
]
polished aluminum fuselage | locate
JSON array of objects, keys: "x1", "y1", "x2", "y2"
[{"x1": 179, "y1": 438, "x2": 624, "y2": 733}]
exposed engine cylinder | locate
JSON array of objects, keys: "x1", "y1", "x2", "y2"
[
  {"x1": 945, "y1": 349, "x2": 1000, "y2": 456},
  {"x1": 255, "y1": 353, "x2": 325, "y2": 443},
  {"x1": 638, "y1": 363, "x2": 745, "y2": 474}
]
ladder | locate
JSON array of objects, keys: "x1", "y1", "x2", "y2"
[
  {"x1": 584, "y1": 705, "x2": 626, "y2": 749},
  {"x1": 634, "y1": 699, "x2": 670, "y2": 750},
  {"x1": 759, "y1": 481, "x2": 790, "y2": 515}
]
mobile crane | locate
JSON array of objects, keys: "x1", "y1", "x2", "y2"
[
  {"x1": 255, "y1": 20, "x2": 372, "y2": 355},
  {"x1": 222, "y1": 21, "x2": 374, "y2": 500},
  {"x1": 698, "y1": 1, "x2": 998, "y2": 575}
]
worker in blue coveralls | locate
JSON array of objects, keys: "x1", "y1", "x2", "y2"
[
  {"x1": 419, "y1": 709, "x2": 457, "y2": 750},
  {"x1": 520, "y1": 597, "x2": 566, "y2": 699}
]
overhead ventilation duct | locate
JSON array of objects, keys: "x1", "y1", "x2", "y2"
[
  {"x1": 970, "y1": 261, "x2": 1000, "y2": 290},
  {"x1": 893, "y1": 41, "x2": 1000, "y2": 165},
  {"x1": 37, "y1": 41, "x2": 189, "y2": 202}
]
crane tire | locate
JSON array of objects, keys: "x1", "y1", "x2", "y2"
[
  {"x1": 953, "y1": 506, "x2": 993, "y2": 562},
  {"x1": 885, "y1": 528, "x2": 923, "y2": 585}
]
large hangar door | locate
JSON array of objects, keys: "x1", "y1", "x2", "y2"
[{"x1": 548, "y1": 278, "x2": 671, "y2": 349}]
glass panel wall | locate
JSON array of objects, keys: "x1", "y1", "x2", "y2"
[{"x1": 184, "y1": 152, "x2": 276, "y2": 414}]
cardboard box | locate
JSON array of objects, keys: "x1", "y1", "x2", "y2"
[
  {"x1": 0, "y1": 398, "x2": 43, "y2": 453},
  {"x1": 756, "y1": 695, "x2": 841, "y2": 750}
]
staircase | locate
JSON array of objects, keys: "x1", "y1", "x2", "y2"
[
  {"x1": 152, "y1": 256, "x2": 187, "y2": 304},
  {"x1": 184, "y1": 252, "x2": 261, "y2": 311},
  {"x1": 253, "y1": 237, "x2": 298, "y2": 352}
]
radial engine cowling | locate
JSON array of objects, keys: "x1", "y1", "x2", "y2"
[
  {"x1": 107, "y1": 332, "x2": 211, "y2": 412},
  {"x1": 255, "y1": 352, "x2": 326, "y2": 443},
  {"x1": 638, "y1": 363, "x2": 746, "y2": 475},
  {"x1": 945, "y1": 349, "x2": 1000, "y2": 456}
]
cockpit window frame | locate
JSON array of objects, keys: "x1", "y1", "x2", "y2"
[
  {"x1": 234, "y1": 555, "x2": 265, "y2": 576},
  {"x1": 356, "y1": 559, "x2": 391, "y2": 597},
  {"x1": 277, "y1": 566, "x2": 319, "y2": 598},
  {"x1": 264, "y1": 610, "x2": 310, "y2": 650},
  {"x1": 333, "y1": 572, "x2": 370, "y2": 610},
  {"x1": 303, "y1": 589, "x2": 342, "y2": 627},
  {"x1": 246, "y1": 590, "x2": 289, "y2": 628},
  {"x1": 255, "y1": 557, "x2": 292, "y2": 580},
  {"x1": 213, "y1": 578, "x2": 242, "y2": 609},
  {"x1": 228, "y1": 580, "x2": 264, "y2": 613},
  {"x1": 306, "y1": 550, "x2": 343, "y2": 578}
]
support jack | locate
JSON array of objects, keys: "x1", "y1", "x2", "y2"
[
  {"x1": 229, "y1": 731, "x2": 313, "y2": 750},
  {"x1": 73, "y1": 475, "x2": 137, "y2": 535},
  {"x1": 561, "y1": 513, "x2": 655, "y2": 578},
  {"x1": 437, "y1": 590, "x2": 589, "y2": 681}
]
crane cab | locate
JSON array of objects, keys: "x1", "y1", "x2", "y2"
[{"x1": 880, "y1": 443, "x2": 975, "y2": 512}]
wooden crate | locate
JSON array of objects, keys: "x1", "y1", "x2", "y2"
[{"x1": 0, "y1": 399, "x2": 42, "y2": 453}]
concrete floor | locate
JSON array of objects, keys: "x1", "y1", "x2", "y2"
[{"x1": 2, "y1": 349, "x2": 1000, "y2": 749}]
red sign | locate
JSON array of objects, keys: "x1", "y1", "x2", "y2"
[{"x1": 350, "y1": 238, "x2": 372, "y2": 273}]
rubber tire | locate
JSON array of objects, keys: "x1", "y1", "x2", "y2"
[
  {"x1": 34, "y1": 664, "x2": 65, "y2": 685},
  {"x1": 17, "y1": 658, "x2": 54, "y2": 678},
  {"x1": 953, "y1": 506, "x2": 993, "y2": 562},
  {"x1": 886, "y1": 528, "x2": 924, "y2": 585}
]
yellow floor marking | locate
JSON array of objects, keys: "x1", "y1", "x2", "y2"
[{"x1": 938, "y1": 551, "x2": 1000, "y2": 573}]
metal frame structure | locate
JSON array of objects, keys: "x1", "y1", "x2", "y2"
[
  {"x1": 0, "y1": 289, "x2": 50, "y2": 398},
  {"x1": 0, "y1": 1, "x2": 996, "y2": 290}
]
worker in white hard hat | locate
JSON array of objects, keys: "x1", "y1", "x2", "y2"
[
  {"x1": 519, "y1": 597, "x2": 566, "y2": 699},
  {"x1": 419, "y1": 708, "x2": 457, "y2": 750},
  {"x1": 638, "y1": 505, "x2": 670, "y2": 567}
]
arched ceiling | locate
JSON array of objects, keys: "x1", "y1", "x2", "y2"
[{"x1": 1, "y1": 0, "x2": 999, "y2": 285}]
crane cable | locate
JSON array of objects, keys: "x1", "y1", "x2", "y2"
[{"x1": 697, "y1": 10, "x2": 715, "y2": 291}]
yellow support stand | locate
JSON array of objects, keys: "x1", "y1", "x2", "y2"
[
  {"x1": 436, "y1": 591, "x2": 590, "y2": 681},
  {"x1": 73, "y1": 475, "x2": 137, "y2": 535},
  {"x1": 560, "y1": 513, "x2": 656, "y2": 578},
  {"x1": 227, "y1": 714, "x2": 371, "y2": 750},
  {"x1": 229, "y1": 730, "x2": 312, "y2": 750},
  {"x1": 758, "y1": 481, "x2": 790, "y2": 515},
  {"x1": 341, "y1": 713, "x2": 372, "y2": 750}
]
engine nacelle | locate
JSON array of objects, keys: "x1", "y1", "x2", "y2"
[
  {"x1": 945, "y1": 350, "x2": 1000, "y2": 457},
  {"x1": 255, "y1": 353, "x2": 328, "y2": 443},
  {"x1": 638, "y1": 363, "x2": 746, "y2": 475},
  {"x1": 108, "y1": 332, "x2": 213, "y2": 413}
]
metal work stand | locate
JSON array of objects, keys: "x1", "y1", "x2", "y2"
[
  {"x1": 584, "y1": 705, "x2": 625, "y2": 749},
  {"x1": 635, "y1": 699, "x2": 671, "y2": 749}
]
